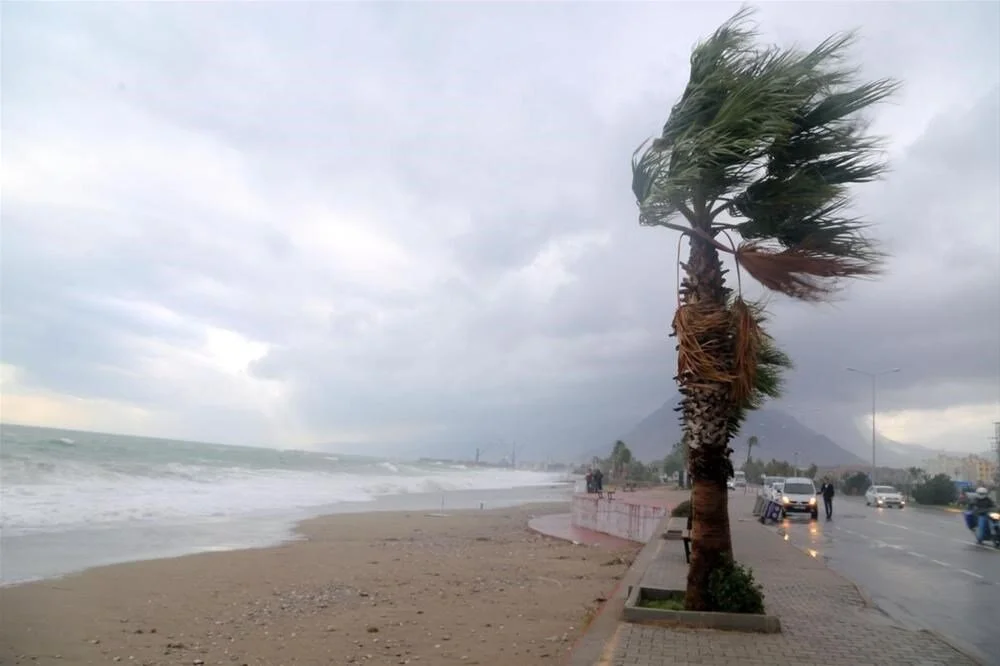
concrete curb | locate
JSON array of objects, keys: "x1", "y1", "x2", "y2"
[
  {"x1": 623, "y1": 584, "x2": 781, "y2": 633},
  {"x1": 563, "y1": 516, "x2": 671, "y2": 666}
]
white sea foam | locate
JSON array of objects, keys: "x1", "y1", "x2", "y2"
[
  {"x1": 1, "y1": 458, "x2": 565, "y2": 535},
  {"x1": 0, "y1": 425, "x2": 573, "y2": 584}
]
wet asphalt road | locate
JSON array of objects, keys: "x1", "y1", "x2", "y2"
[{"x1": 770, "y1": 495, "x2": 999, "y2": 662}]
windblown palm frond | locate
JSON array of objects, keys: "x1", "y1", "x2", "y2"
[
  {"x1": 633, "y1": 6, "x2": 899, "y2": 300},
  {"x1": 726, "y1": 310, "x2": 793, "y2": 441}
]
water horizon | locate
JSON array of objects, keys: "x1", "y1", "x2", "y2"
[{"x1": 1, "y1": 423, "x2": 572, "y2": 585}]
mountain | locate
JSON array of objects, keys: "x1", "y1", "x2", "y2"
[
  {"x1": 795, "y1": 410, "x2": 970, "y2": 467},
  {"x1": 620, "y1": 398, "x2": 865, "y2": 467}
]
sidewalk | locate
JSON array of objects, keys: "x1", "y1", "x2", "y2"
[{"x1": 604, "y1": 494, "x2": 979, "y2": 666}]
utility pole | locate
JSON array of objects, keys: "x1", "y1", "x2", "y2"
[
  {"x1": 475, "y1": 447, "x2": 481, "y2": 464},
  {"x1": 511, "y1": 442, "x2": 516, "y2": 469},
  {"x1": 847, "y1": 367, "x2": 901, "y2": 486},
  {"x1": 992, "y1": 421, "x2": 1000, "y2": 487}
]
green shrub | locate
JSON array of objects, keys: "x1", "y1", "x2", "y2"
[
  {"x1": 707, "y1": 559, "x2": 765, "y2": 614},
  {"x1": 671, "y1": 499, "x2": 692, "y2": 518},
  {"x1": 912, "y1": 474, "x2": 957, "y2": 506}
]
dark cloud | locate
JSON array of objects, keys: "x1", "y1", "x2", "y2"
[{"x1": 2, "y1": 3, "x2": 997, "y2": 454}]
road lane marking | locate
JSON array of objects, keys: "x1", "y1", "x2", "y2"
[
  {"x1": 873, "y1": 519, "x2": 970, "y2": 544},
  {"x1": 957, "y1": 568, "x2": 984, "y2": 579},
  {"x1": 786, "y1": 518, "x2": 997, "y2": 583},
  {"x1": 838, "y1": 524, "x2": 996, "y2": 553}
]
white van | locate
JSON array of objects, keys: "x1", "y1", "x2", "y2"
[
  {"x1": 778, "y1": 477, "x2": 818, "y2": 520},
  {"x1": 733, "y1": 470, "x2": 747, "y2": 487}
]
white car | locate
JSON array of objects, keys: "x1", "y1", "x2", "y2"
[
  {"x1": 778, "y1": 477, "x2": 819, "y2": 520},
  {"x1": 866, "y1": 485, "x2": 905, "y2": 509}
]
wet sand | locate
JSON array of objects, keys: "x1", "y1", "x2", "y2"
[{"x1": 0, "y1": 504, "x2": 636, "y2": 666}]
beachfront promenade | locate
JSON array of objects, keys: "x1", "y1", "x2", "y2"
[{"x1": 551, "y1": 490, "x2": 981, "y2": 666}]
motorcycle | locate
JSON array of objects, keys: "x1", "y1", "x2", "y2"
[{"x1": 963, "y1": 509, "x2": 1000, "y2": 547}]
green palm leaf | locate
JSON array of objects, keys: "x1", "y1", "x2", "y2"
[{"x1": 633, "y1": 7, "x2": 899, "y2": 298}]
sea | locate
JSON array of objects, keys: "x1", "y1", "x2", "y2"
[{"x1": 0, "y1": 424, "x2": 572, "y2": 585}]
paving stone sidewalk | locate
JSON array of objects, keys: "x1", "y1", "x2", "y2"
[{"x1": 609, "y1": 496, "x2": 979, "y2": 666}]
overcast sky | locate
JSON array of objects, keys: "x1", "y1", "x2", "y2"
[{"x1": 3, "y1": 2, "x2": 998, "y2": 458}]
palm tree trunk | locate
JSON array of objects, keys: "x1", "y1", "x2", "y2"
[{"x1": 678, "y1": 236, "x2": 735, "y2": 611}]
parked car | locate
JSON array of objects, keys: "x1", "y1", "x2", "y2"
[
  {"x1": 866, "y1": 485, "x2": 905, "y2": 508},
  {"x1": 778, "y1": 477, "x2": 819, "y2": 519},
  {"x1": 760, "y1": 475, "x2": 785, "y2": 498}
]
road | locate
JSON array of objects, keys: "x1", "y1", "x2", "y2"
[{"x1": 769, "y1": 495, "x2": 999, "y2": 662}]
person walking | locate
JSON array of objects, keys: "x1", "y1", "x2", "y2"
[{"x1": 818, "y1": 479, "x2": 836, "y2": 520}]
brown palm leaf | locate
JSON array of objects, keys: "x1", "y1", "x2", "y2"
[
  {"x1": 673, "y1": 303, "x2": 733, "y2": 387},
  {"x1": 729, "y1": 298, "x2": 763, "y2": 405},
  {"x1": 734, "y1": 241, "x2": 882, "y2": 302}
]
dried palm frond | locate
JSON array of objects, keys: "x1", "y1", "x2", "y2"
[
  {"x1": 735, "y1": 241, "x2": 882, "y2": 302},
  {"x1": 724, "y1": 310, "x2": 794, "y2": 442},
  {"x1": 673, "y1": 303, "x2": 733, "y2": 387},
  {"x1": 729, "y1": 298, "x2": 763, "y2": 404}
]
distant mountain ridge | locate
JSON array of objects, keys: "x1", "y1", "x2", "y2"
[
  {"x1": 619, "y1": 398, "x2": 866, "y2": 467},
  {"x1": 796, "y1": 411, "x2": 973, "y2": 468}
]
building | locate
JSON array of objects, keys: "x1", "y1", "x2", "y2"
[
  {"x1": 922, "y1": 454, "x2": 966, "y2": 480},
  {"x1": 966, "y1": 456, "x2": 997, "y2": 486},
  {"x1": 921, "y1": 453, "x2": 997, "y2": 486}
]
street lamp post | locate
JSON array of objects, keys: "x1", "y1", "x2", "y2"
[{"x1": 846, "y1": 367, "x2": 901, "y2": 486}]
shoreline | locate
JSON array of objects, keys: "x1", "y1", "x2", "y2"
[
  {"x1": 2, "y1": 483, "x2": 575, "y2": 587},
  {"x1": 0, "y1": 502, "x2": 635, "y2": 666}
]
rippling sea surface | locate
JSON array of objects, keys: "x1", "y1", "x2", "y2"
[{"x1": 1, "y1": 423, "x2": 571, "y2": 584}]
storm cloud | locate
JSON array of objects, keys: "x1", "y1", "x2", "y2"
[{"x1": 2, "y1": 2, "x2": 998, "y2": 456}]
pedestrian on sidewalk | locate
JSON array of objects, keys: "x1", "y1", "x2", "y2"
[{"x1": 818, "y1": 479, "x2": 836, "y2": 519}]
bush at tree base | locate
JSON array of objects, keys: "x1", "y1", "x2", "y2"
[
  {"x1": 706, "y1": 558, "x2": 765, "y2": 614},
  {"x1": 671, "y1": 499, "x2": 692, "y2": 518},
  {"x1": 912, "y1": 474, "x2": 957, "y2": 506}
]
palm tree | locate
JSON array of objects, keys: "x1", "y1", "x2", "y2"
[
  {"x1": 744, "y1": 435, "x2": 759, "y2": 470},
  {"x1": 743, "y1": 435, "x2": 758, "y2": 493},
  {"x1": 631, "y1": 8, "x2": 898, "y2": 610},
  {"x1": 610, "y1": 440, "x2": 633, "y2": 481}
]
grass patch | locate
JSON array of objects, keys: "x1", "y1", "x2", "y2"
[{"x1": 637, "y1": 593, "x2": 685, "y2": 611}]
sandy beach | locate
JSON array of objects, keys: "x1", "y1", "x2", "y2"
[{"x1": 0, "y1": 503, "x2": 636, "y2": 666}]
